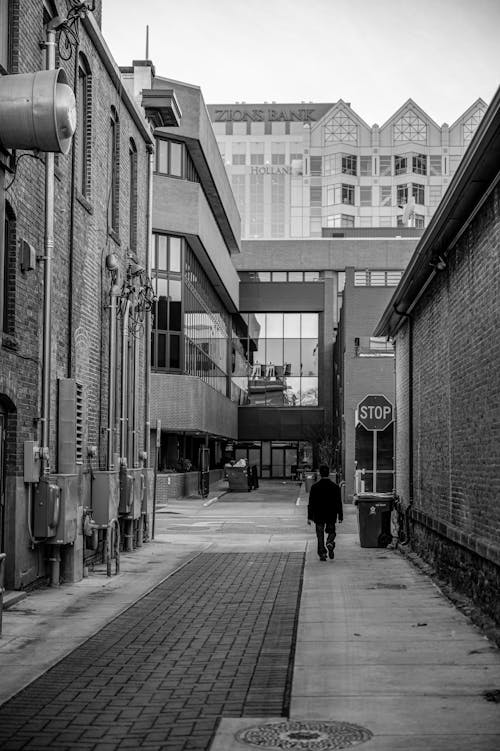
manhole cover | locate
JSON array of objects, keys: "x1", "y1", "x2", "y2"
[{"x1": 235, "y1": 720, "x2": 373, "y2": 749}]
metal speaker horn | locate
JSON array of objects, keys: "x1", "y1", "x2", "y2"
[{"x1": 0, "y1": 68, "x2": 76, "y2": 154}]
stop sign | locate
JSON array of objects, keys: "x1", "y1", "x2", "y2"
[{"x1": 357, "y1": 394, "x2": 393, "y2": 431}]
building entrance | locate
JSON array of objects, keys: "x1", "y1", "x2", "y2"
[{"x1": 234, "y1": 440, "x2": 313, "y2": 480}]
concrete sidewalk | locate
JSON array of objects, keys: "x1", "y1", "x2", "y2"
[
  {"x1": 1, "y1": 479, "x2": 500, "y2": 750},
  {"x1": 211, "y1": 486, "x2": 500, "y2": 750}
]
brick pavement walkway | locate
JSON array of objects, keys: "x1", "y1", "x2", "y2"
[{"x1": 0, "y1": 552, "x2": 304, "y2": 751}]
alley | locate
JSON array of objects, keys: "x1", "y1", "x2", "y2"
[{"x1": 1, "y1": 481, "x2": 500, "y2": 750}]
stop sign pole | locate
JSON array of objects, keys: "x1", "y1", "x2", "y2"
[{"x1": 356, "y1": 395, "x2": 394, "y2": 492}]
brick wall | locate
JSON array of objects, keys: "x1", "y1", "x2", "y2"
[
  {"x1": 0, "y1": 1, "x2": 153, "y2": 588},
  {"x1": 394, "y1": 184, "x2": 500, "y2": 621}
]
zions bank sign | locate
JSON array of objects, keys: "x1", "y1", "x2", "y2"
[{"x1": 213, "y1": 107, "x2": 317, "y2": 122}]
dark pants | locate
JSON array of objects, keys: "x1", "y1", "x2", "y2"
[{"x1": 315, "y1": 522, "x2": 336, "y2": 559}]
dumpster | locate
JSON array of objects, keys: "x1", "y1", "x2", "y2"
[
  {"x1": 305, "y1": 472, "x2": 317, "y2": 492},
  {"x1": 355, "y1": 492, "x2": 394, "y2": 548},
  {"x1": 227, "y1": 465, "x2": 251, "y2": 491}
]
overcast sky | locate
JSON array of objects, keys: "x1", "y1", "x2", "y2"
[{"x1": 101, "y1": 0, "x2": 499, "y2": 126}]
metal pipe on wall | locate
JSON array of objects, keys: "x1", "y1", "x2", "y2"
[
  {"x1": 120, "y1": 300, "x2": 131, "y2": 464},
  {"x1": 107, "y1": 278, "x2": 120, "y2": 470},
  {"x1": 40, "y1": 28, "x2": 56, "y2": 474},
  {"x1": 144, "y1": 146, "x2": 154, "y2": 466}
]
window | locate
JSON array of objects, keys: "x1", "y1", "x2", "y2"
[
  {"x1": 0, "y1": 0, "x2": 11, "y2": 72},
  {"x1": 310, "y1": 156, "x2": 322, "y2": 176},
  {"x1": 1, "y1": 202, "x2": 15, "y2": 335},
  {"x1": 271, "y1": 142, "x2": 286, "y2": 165},
  {"x1": 380, "y1": 185, "x2": 392, "y2": 207},
  {"x1": 414, "y1": 214, "x2": 425, "y2": 228},
  {"x1": 341, "y1": 184, "x2": 355, "y2": 205},
  {"x1": 108, "y1": 107, "x2": 120, "y2": 234},
  {"x1": 412, "y1": 183, "x2": 425, "y2": 205},
  {"x1": 412, "y1": 153, "x2": 427, "y2": 175},
  {"x1": 360, "y1": 156, "x2": 372, "y2": 176},
  {"x1": 340, "y1": 214, "x2": 354, "y2": 227},
  {"x1": 394, "y1": 155, "x2": 407, "y2": 175},
  {"x1": 310, "y1": 186, "x2": 322, "y2": 206},
  {"x1": 429, "y1": 185, "x2": 442, "y2": 205},
  {"x1": 360, "y1": 186, "x2": 372, "y2": 206},
  {"x1": 379, "y1": 156, "x2": 392, "y2": 176},
  {"x1": 341, "y1": 155, "x2": 357, "y2": 175},
  {"x1": 355, "y1": 270, "x2": 403, "y2": 287},
  {"x1": 128, "y1": 139, "x2": 138, "y2": 251},
  {"x1": 396, "y1": 184, "x2": 408, "y2": 206},
  {"x1": 244, "y1": 313, "x2": 318, "y2": 406},
  {"x1": 429, "y1": 156, "x2": 442, "y2": 176},
  {"x1": 250, "y1": 142, "x2": 265, "y2": 165},
  {"x1": 76, "y1": 56, "x2": 92, "y2": 198},
  {"x1": 156, "y1": 139, "x2": 184, "y2": 176},
  {"x1": 151, "y1": 234, "x2": 183, "y2": 371}
]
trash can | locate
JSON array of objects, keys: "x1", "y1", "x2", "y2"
[
  {"x1": 305, "y1": 472, "x2": 317, "y2": 492},
  {"x1": 227, "y1": 466, "x2": 251, "y2": 491},
  {"x1": 355, "y1": 493, "x2": 394, "y2": 548}
]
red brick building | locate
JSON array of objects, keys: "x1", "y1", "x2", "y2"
[
  {"x1": 375, "y1": 87, "x2": 500, "y2": 624},
  {"x1": 0, "y1": 2, "x2": 177, "y2": 589}
]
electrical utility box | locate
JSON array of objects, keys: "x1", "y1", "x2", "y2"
[{"x1": 33, "y1": 479, "x2": 61, "y2": 538}]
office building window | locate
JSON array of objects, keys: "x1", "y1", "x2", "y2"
[
  {"x1": 310, "y1": 186, "x2": 322, "y2": 207},
  {"x1": 232, "y1": 142, "x2": 246, "y2": 165},
  {"x1": 250, "y1": 174, "x2": 264, "y2": 237},
  {"x1": 379, "y1": 156, "x2": 392, "y2": 176},
  {"x1": 360, "y1": 186, "x2": 372, "y2": 206},
  {"x1": 429, "y1": 185, "x2": 442, "y2": 205},
  {"x1": 324, "y1": 110, "x2": 358, "y2": 143},
  {"x1": 271, "y1": 142, "x2": 286, "y2": 165},
  {"x1": 271, "y1": 174, "x2": 285, "y2": 237},
  {"x1": 394, "y1": 155, "x2": 407, "y2": 175},
  {"x1": 341, "y1": 154, "x2": 357, "y2": 175},
  {"x1": 239, "y1": 271, "x2": 320, "y2": 283},
  {"x1": 310, "y1": 156, "x2": 322, "y2": 176},
  {"x1": 244, "y1": 313, "x2": 318, "y2": 407},
  {"x1": 414, "y1": 214, "x2": 425, "y2": 228},
  {"x1": 412, "y1": 153, "x2": 427, "y2": 175},
  {"x1": 342, "y1": 184, "x2": 355, "y2": 205},
  {"x1": 412, "y1": 183, "x2": 425, "y2": 205},
  {"x1": 429, "y1": 156, "x2": 442, "y2": 176},
  {"x1": 156, "y1": 139, "x2": 187, "y2": 177},
  {"x1": 396, "y1": 184, "x2": 408, "y2": 205},
  {"x1": 250, "y1": 142, "x2": 265, "y2": 165},
  {"x1": 1, "y1": 202, "x2": 15, "y2": 335},
  {"x1": 464, "y1": 108, "x2": 485, "y2": 142},
  {"x1": 360, "y1": 156, "x2": 372, "y2": 176},
  {"x1": 355, "y1": 270, "x2": 403, "y2": 286},
  {"x1": 380, "y1": 185, "x2": 392, "y2": 207}
]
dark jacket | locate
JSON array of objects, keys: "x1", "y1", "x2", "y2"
[{"x1": 308, "y1": 477, "x2": 343, "y2": 524}]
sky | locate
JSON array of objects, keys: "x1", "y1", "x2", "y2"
[{"x1": 101, "y1": 0, "x2": 500, "y2": 126}]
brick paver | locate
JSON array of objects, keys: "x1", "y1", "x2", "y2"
[{"x1": 0, "y1": 552, "x2": 304, "y2": 750}]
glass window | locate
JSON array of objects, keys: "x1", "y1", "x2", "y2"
[
  {"x1": 397, "y1": 184, "x2": 408, "y2": 205},
  {"x1": 341, "y1": 154, "x2": 357, "y2": 175},
  {"x1": 430, "y1": 156, "x2": 442, "y2": 176},
  {"x1": 341, "y1": 184, "x2": 355, "y2": 205},
  {"x1": 108, "y1": 107, "x2": 120, "y2": 233},
  {"x1": 272, "y1": 271, "x2": 287, "y2": 282},
  {"x1": 380, "y1": 185, "x2": 392, "y2": 207},
  {"x1": 170, "y1": 142, "x2": 183, "y2": 176},
  {"x1": 414, "y1": 214, "x2": 425, "y2": 228},
  {"x1": 284, "y1": 314, "x2": 301, "y2": 337},
  {"x1": 412, "y1": 153, "x2": 427, "y2": 175},
  {"x1": 76, "y1": 55, "x2": 91, "y2": 198},
  {"x1": 310, "y1": 156, "x2": 322, "y2": 176},
  {"x1": 379, "y1": 156, "x2": 392, "y2": 176},
  {"x1": 412, "y1": 183, "x2": 425, "y2": 205},
  {"x1": 300, "y1": 378, "x2": 318, "y2": 406},
  {"x1": 170, "y1": 237, "x2": 181, "y2": 271},
  {"x1": 360, "y1": 156, "x2": 372, "y2": 176},
  {"x1": 0, "y1": 0, "x2": 10, "y2": 71},
  {"x1": 301, "y1": 313, "x2": 317, "y2": 337},
  {"x1": 267, "y1": 314, "x2": 283, "y2": 338},
  {"x1": 395, "y1": 155, "x2": 407, "y2": 175},
  {"x1": 304, "y1": 272, "x2": 318, "y2": 281},
  {"x1": 341, "y1": 214, "x2": 355, "y2": 227},
  {"x1": 288, "y1": 272, "x2": 303, "y2": 282},
  {"x1": 129, "y1": 139, "x2": 137, "y2": 251},
  {"x1": 360, "y1": 186, "x2": 372, "y2": 206}
]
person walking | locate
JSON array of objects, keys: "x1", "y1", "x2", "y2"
[{"x1": 308, "y1": 464, "x2": 343, "y2": 561}]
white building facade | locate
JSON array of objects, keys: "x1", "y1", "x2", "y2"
[{"x1": 207, "y1": 99, "x2": 487, "y2": 239}]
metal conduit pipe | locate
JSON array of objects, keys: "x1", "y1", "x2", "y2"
[
  {"x1": 107, "y1": 278, "x2": 120, "y2": 470},
  {"x1": 120, "y1": 299, "x2": 131, "y2": 465},
  {"x1": 144, "y1": 147, "x2": 154, "y2": 465},
  {"x1": 40, "y1": 28, "x2": 56, "y2": 475}
]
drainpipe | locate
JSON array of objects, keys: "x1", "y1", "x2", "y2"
[
  {"x1": 144, "y1": 146, "x2": 154, "y2": 466},
  {"x1": 393, "y1": 305, "x2": 413, "y2": 542},
  {"x1": 106, "y1": 262, "x2": 120, "y2": 470},
  {"x1": 120, "y1": 299, "x2": 132, "y2": 465},
  {"x1": 40, "y1": 27, "x2": 57, "y2": 475}
]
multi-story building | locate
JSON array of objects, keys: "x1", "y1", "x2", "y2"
[
  {"x1": 0, "y1": 2, "x2": 177, "y2": 589},
  {"x1": 121, "y1": 62, "x2": 243, "y2": 497},
  {"x1": 207, "y1": 98, "x2": 487, "y2": 238},
  {"x1": 375, "y1": 86, "x2": 500, "y2": 625}
]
